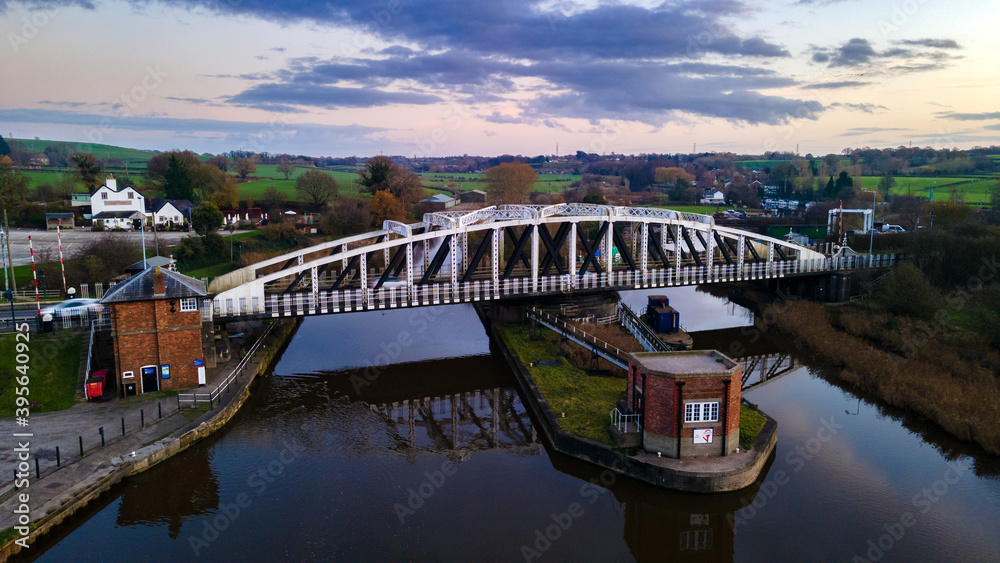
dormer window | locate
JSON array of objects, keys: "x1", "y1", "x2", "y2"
[
  {"x1": 101, "y1": 192, "x2": 108, "y2": 200},
  {"x1": 127, "y1": 191, "x2": 133, "y2": 199}
]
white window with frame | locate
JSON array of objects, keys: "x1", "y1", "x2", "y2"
[
  {"x1": 684, "y1": 401, "x2": 720, "y2": 423},
  {"x1": 180, "y1": 297, "x2": 198, "y2": 312}
]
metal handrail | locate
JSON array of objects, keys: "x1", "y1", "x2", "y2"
[
  {"x1": 526, "y1": 306, "x2": 626, "y2": 360},
  {"x1": 611, "y1": 408, "x2": 641, "y2": 432},
  {"x1": 178, "y1": 322, "x2": 276, "y2": 407}
]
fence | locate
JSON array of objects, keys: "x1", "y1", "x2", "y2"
[
  {"x1": 177, "y1": 322, "x2": 275, "y2": 408},
  {"x1": 1, "y1": 400, "x2": 180, "y2": 501}
]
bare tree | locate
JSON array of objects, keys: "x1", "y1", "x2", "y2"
[
  {"x1": 484, "y1": 162, "x2": 537, "y2": 204},
  {"x1": 276, "y1": 159, "x2": 295, "y2": 180},
  {"x1": 295, "y1": 169, "x2": 338, "y2": 208}
]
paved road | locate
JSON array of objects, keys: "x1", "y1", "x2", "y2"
[{"x1": 3, "y1": 228, "x2": 246, "y2": 266}]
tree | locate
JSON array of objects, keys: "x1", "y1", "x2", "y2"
[
  {"x1": 484, "y1": 162, "x2": 537, "y2": 204},
  {"x1": 877, "y1": 172, "x2": 896, "y2": 201},
  {"x1": 320, "y1": 198, "x2": 370, "y2": 236},
  {"x1": 359, "y1": 155, "x2": 395, "y2": 193},
  {"x1": 824, "y1": 176, "x2": 837, "y2": 199},
  {"x1": 276, "y1": 159, "x2": 295, "y2": 180},
  {"x1": 33, "y1": 184, "x2": 57, "y2": 203},
  {"x1": 70, "y1": 152, "x2": 104, "y2": 192},
  {"x1": 0, "y1": 155, "x2": 29, "y2": 207},
  {"x1": 386, "y1": 168, "x2": 423, "y2": 203},
  {"x1": 206, "y1": 155, "x2": 230, "y2": 172},
  {"x1": 295, "y1": 169, "x2": 338, "y2": 208},
  {"x1": 654, "y1": 166, "x2": 695, "y2": 187},
  {"x1": 233, "y1": 157, "x2": 256, "y2": 180},
  {"x1": 0, "y1": 135, "x2": 9, "y2": 156},
  {"x1": 262, "y1": 186, "x2": 288, "y2": 207},
  {"x1": 191, "y1": 201, "x2": 223, "y2": 236},
  {"x1": 164, "y1": 153, "x2": 194, "y2": 201},
  {"x1": 191, "y1": 164, "x2": 240, "y2": 210},
  {"x1": 369, "y1": 189, "x2": 406, "y2": 225}
]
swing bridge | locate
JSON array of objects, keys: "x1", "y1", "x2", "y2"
[{"x1": 206, "y1": 204, "x2": 898, "y2": 320}]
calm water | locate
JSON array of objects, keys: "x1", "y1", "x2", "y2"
[{"x1": 28, "y1": 287, "x2": 1000, "y2": 562}]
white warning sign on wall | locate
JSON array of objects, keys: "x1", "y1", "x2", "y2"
[{"x1": 693, "y1": 428, "x2": 713, "y2": 444}]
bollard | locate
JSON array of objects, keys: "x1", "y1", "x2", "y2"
[
  {"x1": 79, "y1": 436, "x2": 84, "y2": 457},
  {"x1": 56, "y1": 446, "x2": 60, "y2": 468},
  {"x1": 158, "y1": 402, "x2": 162, "y2": 419},
  {"x1": 35, "y1": 457, "x2": 39, "y2": 479},
  {"x1": 100, "y1": 426, "x2": 105, "y2": 448},
  {"x1": 141, "y1": 409, "x2": 145, "y2": 429},
  {"x1": 122, "y1": 417, "x2": 125, "y2": 437}
]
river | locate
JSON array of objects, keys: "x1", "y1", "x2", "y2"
[{"x1": 27, "y1": 286, "x2": 1000, "y2": 561}]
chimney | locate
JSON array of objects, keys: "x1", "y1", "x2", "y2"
[
  {"x1": 106, "y1": 175, "x2": 117, "y2": 191},
  {"x1": 153, "y1": 267, "x2": 166, "y2": 297}
]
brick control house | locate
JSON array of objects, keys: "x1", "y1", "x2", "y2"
[
  {"x1": 625, "y1": 351, "x2": 742, "y2": 458},
  {"x1": 100, "y1": 266, "x2": 208, "y2": 397}
]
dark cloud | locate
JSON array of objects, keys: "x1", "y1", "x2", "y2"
[
  {"x1": 829, "y1": 38, "x2": 878, "y2": 67},
  {"x1": 164, "y1": 96, "x2": 220, "y2": 105},
  {"x1": 935, "y1": 111, "x2": 1000, "y2": 121},
  {"x1": 898, "y1": 38, "x2": 960, "y2": 49},
  {"x1": 801, "y1": 80, "x2": 870, "y2": 89},
  {"x1": 984, "y1": 124, "x2": 1000, "y2": 131},
  {"x1": 226, "y1": 83, "x2": 442, "y2": 110},
  {"x1": 811, "y1": 37, "x2": 961, "y2": 72}
]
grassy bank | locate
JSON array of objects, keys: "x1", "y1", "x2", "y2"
[
  {"x1": 499, "y1": 324, "x2": 624, "y2": 446},
  {"x1": 739, "y1": 405, "x2": 766, "y2": 450},
  {"x1": 0, "y1": 332, "x2": 83, "y2": 416},
  {"x1": 770, "y1": 300, "x2": 1000, "y2": 455}
]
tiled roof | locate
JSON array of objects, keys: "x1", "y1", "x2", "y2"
[
  {"x1": 124, "y1": 255, "x2": 175, "y2": 272},
  {"x1": 100, "y1": 266, "x2": 207, "y2": 303}
]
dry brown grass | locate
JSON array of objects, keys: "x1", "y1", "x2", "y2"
[
  {"x1": 557, "y1": 320, "x2": 645, "y2": 373},
  {"x1": 772, "y1": 301, "x2": 1000, "y2": 455}
]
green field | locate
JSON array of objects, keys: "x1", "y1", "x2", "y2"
[
  {"x1": 238, "y1": 170, "x2": 366, "y2": 202},
  {"x1": 420, "y1": 172, "x2": 582, "y2": 195},
  {"x1": 858, "y1": 175, "x2": 997, "y2": 203},
  {"x1": 0, "y1": 332, "x2": 83, "y2": 417},
  {"x1": 653, "y1": 205, "x2": 738, "y2": 215},
  {"x1": 9, "y1": 138, "x2": 157, "y2": 164}
]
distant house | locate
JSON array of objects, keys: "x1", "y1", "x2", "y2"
[
  {"x1": 91, "y1": 176, "x2": 145, "y2": 214},
  {"x1": 69, "y1": 193, "x2": 91, "y2": 207},
  {"x1": 151, "y1": 199, "x2": 192, "y2": 226},
  {"x1": 45, "y1": 212, "x2": 74, "y2": 230},
  {"x1": 460, "y1": 190, "x2": 487, "y2": 203},
  {"x1": 699, "y1": 190, "x2": 726, "y2": 205},
  {"x1": 421, "y1": 194, "x2": 456, "y2": 211}
]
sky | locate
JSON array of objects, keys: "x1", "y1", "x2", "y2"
[{"x1": 1, "y1": 0, "x2": 998, "y2": 159}]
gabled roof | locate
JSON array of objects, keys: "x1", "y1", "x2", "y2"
[
  {"x1": 100, "y1": 266, "x2": 207, "y2": 304},
  {"x1": 151, "y1": 199, "x2": 194, "y2": 213},
  {"x1": 45, "y1": 212, "x2": 74, "y2": 219}
]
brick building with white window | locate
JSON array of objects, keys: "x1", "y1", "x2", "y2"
[
  {"x1": 100, "y1": 266, "x2": 207, "y2": 397},
  {"x1": 625, "y1": 350, "x2": 742, "y2": 458}
]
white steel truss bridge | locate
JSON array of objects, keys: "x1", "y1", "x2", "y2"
[{"x1": 207, "y1": 204, "x2": 898, "y2": 320}]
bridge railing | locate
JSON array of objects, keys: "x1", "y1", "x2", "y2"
[{"x1": 212, "y1": 252, "x2": 905, "y2": 319}]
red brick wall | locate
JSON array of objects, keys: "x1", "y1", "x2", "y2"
[
  {"x1": 111, "y1": 299, "x2": 204, "y2": 395},
  {"x1": 631, "y1": 363, "x2": 743, "y2": 439}
]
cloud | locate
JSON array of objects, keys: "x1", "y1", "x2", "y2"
[
  {"x1": 810, "y1": 37, "x2": 962, "y2": 72},
  {"x1": 830, "y1": 102, "x2": 888, "y2": 113},
  {"x1": 897, "y1": 39, "x2": 960, "y2": 49},
  {"x1": 935, "y1": 111, "x2": 1000, "y2": 121},
  {"x1": 801, "y1": 80, "x2": 870, "y2": 89},
  {"x1": 837, "y1": 126, "x2": 910, "y2": 137},
  {"x1": 39, "y1": 100, "x2": 87, "y2": 107},
  {"x1": 226, "y1": 83, "x2": 442, "y2": 110},
  {"x1": 984, "y1": 124, "x2": 1000, "y2": 131}
]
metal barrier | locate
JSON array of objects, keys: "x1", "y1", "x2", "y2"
[
  {"x1": 177, "y1": 322, "x2": 276, "y2": 408},
  {"x1": 611, "y1": 408, "x2": 641, "y2": 432}
]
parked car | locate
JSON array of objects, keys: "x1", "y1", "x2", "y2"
[{"x1": 40, "y1": 298, "x2": 103, "y2": 317}]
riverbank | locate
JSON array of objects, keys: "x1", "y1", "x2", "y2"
[
  {"x1": 769, "y1": 300, "x2": 1000, "y2": 455},
  {"x1": 491, "y1": 319, "x2": 776, "y2": 493},
  {"x1": 0, "y1": 318, "x2": 299, "y2": 560}
]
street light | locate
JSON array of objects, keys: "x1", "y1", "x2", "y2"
[{"x1": 868, "y1": 189, "x2": 876, "y2": 266}]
